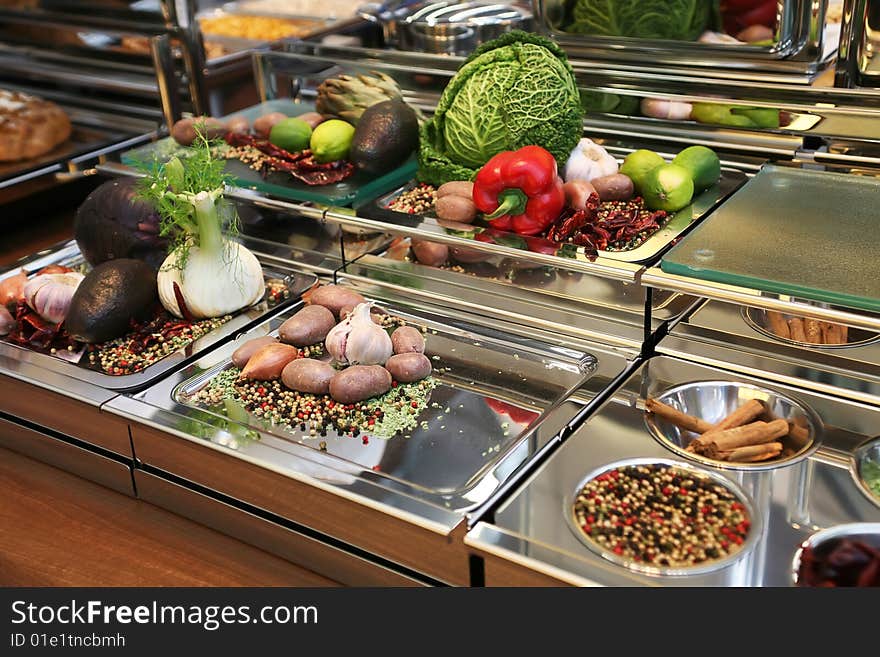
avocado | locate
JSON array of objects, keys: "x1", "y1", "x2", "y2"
[
  {"x1": 65, "y1": 259, "x2": 158, "y2": 344},
  {"x1": 349, "y1": 99, "x2": 419, "y2": 175}
]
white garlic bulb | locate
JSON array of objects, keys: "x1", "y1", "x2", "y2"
[
  {"x1": 23, "y1": 272, "x2": 84, "y2": 324},
  {"x1": 325, "y1": 302, "x2": 392, "y2": 366}
]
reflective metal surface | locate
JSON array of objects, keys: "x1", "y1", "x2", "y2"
[
  {"x1": 645, "y1": 380, "x2": 821, "y2": 471},
  {"x1": 0, "y1": 240, "x2": 317, "y2": 393},
  {"x1": 467, "y1": 355, "x2": 880, "y2": 586}
]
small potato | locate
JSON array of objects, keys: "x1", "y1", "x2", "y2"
[
  {"x1": 297, "y1": 112, "x2": 325, "y2": 129},
  {"x1": 563, "y1": 180, "x2": 598, "y2": 210},
  {"x1": 411, "y1": 239, "x2": 449, "y2": 267},
  {"x1": 385, "y1": 353, "x2": 432, "y2": 383},
  {"x1": 253, "y1": 112, "x2": 287, "y2": 138},
  {"x1": 591, "y1": 173, "x2": 634, "y2": 201},
  {"x1": 278, "y1": 305, "x2": 336, "y2": 347},
  {"x1": 307, "y1": 284, "x2": 366, "y2": 319},
  {"x1": 435, "y1": 195, "x2": 477, "y2": 224},
  {"x1": 231, "y1": 336, "x2": 277, "y2": 368},
  {"x1": 449, "y1": 246, "x2": 485, "y2": 264},
  {"x1": 225, "y1": 115, "x2": 250, "y2": 134},
  {"x1": 437, "y1": 181, "x2": 474, "y2": 199},
  {"x1": 281, "y1": 358, "x2": 336, "y2": 395},
  {"x1": 171, "y1": 116, "x2": 224, "y2": 145},
  {"x1": 391, "y1": 326, "x2": 425, "y2": 354},
  {"x1": 329, "y1": 365, "x2": 392, "y2": 404}
]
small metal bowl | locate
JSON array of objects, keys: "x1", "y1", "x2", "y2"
[
  {"x1": 565, "y1": 457, "x2": 761, "y2": 578},
  {"x1": 742, "y1": 306, "x2": 880, "y2": 351},
  {"x1": 850, "y1": 436, "x2": 880, "y2": 509},
  {"x1": 645, "y1": 380, "x2": 822, "y2": 471},
  {"x1": 791, "y1": 523, "x2": 880, "y2": 586}
]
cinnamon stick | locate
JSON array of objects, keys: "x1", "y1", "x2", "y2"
[
  {"x1": 804, "y1": 319, "x2": 823, "y2": 344},
  {"x1": 766, "y1": 312, "x2": 790, "y2": 339},
  {"x1": 788, "y1": 318, "x2": 807, "y2": 342},
  {"x1": 737, "y1": 447, "x2": 784, "y2": 463},
  {"x1": 695, "y1": 418, "x2": 789, "y2": 452},
  {"x1": 786, "y1": 421, "x2": 812, "y2": 450},
  {"x1": 709, "y1": 399, "x2": 766, "y2": 433},
  {"x1": 722, "y1": 442, "x2": 783, "y2": 462},
  {"x1": 839, "y1": 324, "x2": 849, "y2": 343},
  {"x1": 645, "y1": 398, "x2": 713, "y2": 434},
  {"x1": 822, "y1": 322, "x2": 846, "y2": 345}
]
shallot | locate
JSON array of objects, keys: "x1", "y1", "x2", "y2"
[{"x1": 0, "y1": 268, "x2": 27, "y2": 305}]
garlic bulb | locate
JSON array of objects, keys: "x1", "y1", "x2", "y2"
[
  {"x1": 325, "y1": 302, "x2": 392, "y2": 366},
  {"x1": 564, "y1": 138, "x2": 619, "y2": 183},
  {"x1": 23, "y1": 272, "x2": 84, "y2": 324}
]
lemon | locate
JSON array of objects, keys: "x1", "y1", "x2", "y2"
[
  {"x1": 673, "y1": 145, "x2": 721, "y2": 191},
  {"x1": 310, "y1": 119, "x2": 355, "y2": 163},
  {"x1": 619, "y1": 149, "x2": 665, "y2": 195},
  {"x1": 642, "y1": 164, "x2": 694, "y2": 212}
]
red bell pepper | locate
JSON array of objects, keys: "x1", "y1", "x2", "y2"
[
  {"x1": 472, "y1": 145, "x2": 565, "y2": 236},
  {"x1": 721, "y1": 0, "x2": 776, "y2": 34}
]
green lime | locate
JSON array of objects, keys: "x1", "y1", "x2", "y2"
[
  {"x1": 672, "y1": 145, "x2": 721, "y2": 191},
  {"x1": 642, "y1": 163, "x2": 694, "y2": 212},
  {"x1": 269, "y1": 117, "x2": 312, "y2": 152},
  {"x1": 310, "y1": 119, "x2": 356, "y2": 163},
  {"x1": 619, "y1": 149, "x2": 665, "y2": 195}
]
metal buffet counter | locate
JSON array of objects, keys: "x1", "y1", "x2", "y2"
[{"x1": 2, "y1": 0, "x2": 880, "y2": 586}]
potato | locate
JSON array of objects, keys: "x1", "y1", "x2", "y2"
[
  {"x1": 563, "y1": 180, "x2": 598, "y2": 211},
  {"x1": 278, "y1": 305, "x2": 336, "y2": 347},
  {"x1": 239, "y1": 344, "x2": 300, "y2": 381},
  {"x1": 411, "y1": 239, "x2": 449, "y2": 267},
  {"x1": 437, "y1": 181, "x2": 474, "y2": 199},
  {"x1": 307, "y1": 284, "x2": 366, "y2": 319},
  {"x1": 329, "y1": 365, "x2": 392, "y2": 404},
  {"x1": 591, "y1": 173, "x2": 634, "y2": 201},
  {"x1": 231, "y1": 336, "x2": 277, "y2": 368},
  {"x1": 281, "y1": 358, "x2": 336, "y2": 395},
  {"x1": 225, "y1": 115, "x2": 250, "y2": 134},
  {"x1": 171, "y1": 116, "x2": 225, "y2": 145},
  {"x1": 253, "y1": 112, "x2": 287, "y2": 138},
  {"x1": 297, "y1": 112, "x2": 325, "y2": 129},
  {"x1": 391, "y1": 326, "x2": 425, "y2": 354},
  {"x1": 384, "y1": 353, "x2": 432, "y2": 383},
  {"x1": 435, "y1": 195, "x2": 477, "y2": 224}
]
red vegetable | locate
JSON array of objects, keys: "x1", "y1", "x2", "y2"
[
  {"x1": 721, "y1": 0, "x2": 776, "y2": 34},
  {"x1": 484, "y1": 397, "x2": 539, "y2": 425},
  {"x1": 473, "y1": 146, "x2": 565, "y2": 236}
]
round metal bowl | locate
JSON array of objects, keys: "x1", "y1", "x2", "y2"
[
  {"x1": 742, "y1": 306, "x2": 880, "y2": 350},
  {"x1": 565, "y1": 457, "x2": 761, "y2": 578},
  {"x1": 791, "y1": 523, "x2": 880, "y2": 586},
  {"x1": 850, "y1": 436, "x2": 880, "y2": 509},
  {"x1": 645, "y1": 380, "x2": 822, "y2": 471}
]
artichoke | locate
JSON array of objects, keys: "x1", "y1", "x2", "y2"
[{"x1": 315, "y1": 72, "x2": 403, "y2": 125}]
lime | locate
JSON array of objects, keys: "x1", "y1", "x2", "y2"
[
  {"x1": 619, "y1": 149, "x2": 665, "y2": 195},
  {"x1": 310, "y1": 119, "x2": 356, "y2": 163},
  {"x1": 269, "y1": 117, "x2": 312, "y2": 152},
  {"x1": 673, "y1": 145, "x2": 721, "y2": 191},
  {"x1": 642, "y1": 163, "x2": 694, "y2": 212}
]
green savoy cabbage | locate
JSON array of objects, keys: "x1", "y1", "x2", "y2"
[
  {"x1": 569, "y1": 0, "x2": 718, "y2": 41},
  {"x1": 417, "y1": 31, "x2": 583, "y2": 186}
]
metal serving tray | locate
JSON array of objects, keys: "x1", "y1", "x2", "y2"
[
  {"x1": 362, "y1": 167, "x2": 746, "y2": 266},
  {"x1": 107, "y1": 284, "x2": 634, "y2": 583},
  {"x1": 0, "y1": 239, "x2": 316, "y2": 393},
  {"x1": 467, "y1": 354, "x2": 880, "y2": 586}
]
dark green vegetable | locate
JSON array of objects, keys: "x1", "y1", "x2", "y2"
[
  {"x1": 569, "y1": 0, "x2": 719, "y2": 41},
  {"x1": 863, "y1": 459, "x2": 880, "y2": 498},
  {"x1": 418, "y1": 31, "x2": 583, "y2": 186}
]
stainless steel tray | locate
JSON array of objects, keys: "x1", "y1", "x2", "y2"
[
  {"x1": 0, "y1": 239, "x2": 316, "y2": 392},
  {"x1": 467, "y1": 354, "x2": 880, "y2": 586},
  {"x1": 124, "y1": 289, "x2": 631, "y2": 512},
  {"x1": 362, "y1": 167, "x2": 746, "y2": 266}
]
